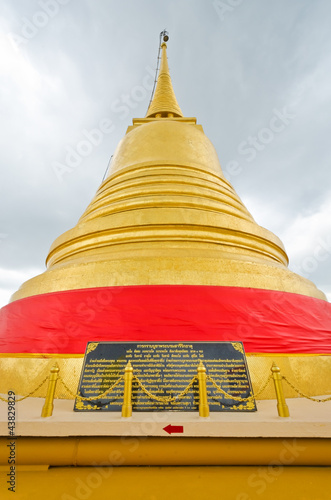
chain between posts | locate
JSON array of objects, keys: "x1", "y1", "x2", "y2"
[
  {"x1": 0, "y1": 376, "x2": 49, "y2": 403},
  {"x1": 206, "y1": 373, "x2": 272, "y2": 402},
  {"x1": 1, "y1": 365, "x2": 330, "y2": 407},
  {"x1": 133, "y1": 374, "x2": 197, "y2": 404},
  {"x1": 282, "y1": 375, "x2": 331, "y2": 403},
  {"x1": 57, "y1": 374, "x2": 124, "y2": 401}
]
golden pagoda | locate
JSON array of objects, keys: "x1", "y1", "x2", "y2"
[{"x1": 0, "y1": 33, "x2": 330, "y2": 499}]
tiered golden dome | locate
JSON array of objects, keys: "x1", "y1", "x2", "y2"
[{"x1": 11, "y1": 42, "x2": 326, "y2": 302}]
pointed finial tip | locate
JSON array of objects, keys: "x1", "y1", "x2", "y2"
[{"x1": 145, "y1": 31, "x2": 183, "y2": 118}]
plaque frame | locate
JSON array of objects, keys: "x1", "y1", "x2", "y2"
[{"x1": 74, "y1": 341, "x2": 256, "y2": 412}]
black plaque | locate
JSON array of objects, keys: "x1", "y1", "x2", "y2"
[{"x1": 74, "y1": 341, "x2": 256, "y2": 412}]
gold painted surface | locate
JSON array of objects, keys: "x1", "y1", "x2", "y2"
[
  {"x1": 1, "y1": 437, "x2": 331, "y2": 466},
  {"x1": 0, "y1": 465, "x2": 330, "y2": 500},
  {"x1": 0, "y1": 355, "x2": 330, "y2": 400},
  {"x1": 0, "y1": 357, "x2": 83, "y2": 400},
  {"x1": 10, "y1": 121, "x2": 325, "y2": 299},
  {"x1": 146, "y1": 42, "x2": 183, "y2": 118},
  {"x1": 12, "y1": 253, "x2": 325, "y2": 301},
  {"x1": 105, "y1": 121, "x2": 226, "y2": 176},
  {"x1": 10, "y1": 139, "x2": 325, "y2": 299}
]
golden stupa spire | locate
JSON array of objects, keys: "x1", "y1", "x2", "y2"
[{"x1": 146, "y1": 41, "x2": 183, "y2": 118}]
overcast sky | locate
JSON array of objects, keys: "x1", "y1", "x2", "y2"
[{"x1": 0, "y1": 0, "x2": 330, "y2": 307}]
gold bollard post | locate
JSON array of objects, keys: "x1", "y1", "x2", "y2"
[
  {"x1": 271, "y1": 362, "x2": 290, "y2": 417},
  {"x1": 122, "y1": 361, "x2": 133, "y2": 418},
  {"x1": 197, "y1": 361, "x2": 209, "y2": 417},
  {"x1": 41, "y1": 363, "x2": 60, "y2": 418}
]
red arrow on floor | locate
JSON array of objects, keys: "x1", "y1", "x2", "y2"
[{"x1": 163, "y1": 424, "x2": 184, "y2": 435}]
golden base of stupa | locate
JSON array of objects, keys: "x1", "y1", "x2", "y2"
[{"x1": 0, "y1": 395, "x2": 330, "y2": 499}]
